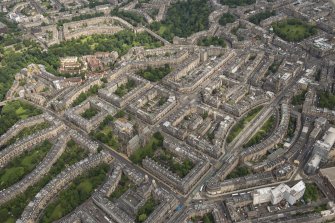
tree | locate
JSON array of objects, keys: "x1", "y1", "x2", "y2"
[
  {"x1": 219, "y1": 13, "x2": 236, "y2": 26},
  {"x1": 150, "y1": 0, "x2": 212, "y2": 41},
  {"x1": 138, "y1": 214, "x2": 147, "y2": 222}
]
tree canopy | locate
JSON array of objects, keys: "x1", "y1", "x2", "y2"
[
  {"x1": 150, "y1": 0, "x2": 212, "y2": 41},
  {"x1": 220, "y1": 0, "x2": 256, "y2": 7},
  {"x1": 197, "y1": 36, "x2": 227, "y2": 48},
  {"x1": 249, "y1": 10, "x2": 276, "y2": 25},
  {"x1": 219, "y1": 13, "x2": 236, "y2": 26},
  {"x1": 0, "y1": 30, "x2": 161, "y2": 101}
]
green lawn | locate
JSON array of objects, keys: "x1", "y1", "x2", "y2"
[
  {"x1": 226, "y1": 106, "x2": 263, "y2": 143},
  {"x1": 15, "y1": 107, "x2": 29, "y2": 119},
  {"x1": 91, "y1": 115, "x2": 119, "y2": 149},
  {"x1": 317, "y1": 91, "x2": 335, "y2": 110},
  {"x1": 303, "y1": 183, "x2": 321, "y2": 202},
  {"x1": 243, "y1": 115, "x2": 276, "y2": 148},
  {"x1": 40, "y1": 164, "x2": 109, "y2": 223},
  {"x1": 129, "y1": 132, "x2": 164, "y2": 164},
  {"x1": 0, "y1": 141, "x2": 52, "y2": 190},
  {"x1": 0, "y1": 100, "x2": 42, "y2": 136},
  {"x1": 0, "y1": 140, "x2": 89, "y2": 222},
  {"x1": 158, "y1": 25, "x2": 169, "y2": 35},
  {"x1": 272, "y1": 18, "x2": 317, "y2": 42}
]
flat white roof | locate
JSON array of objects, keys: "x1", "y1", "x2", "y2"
[
  {"x1": 291, "y1": 181, "x2": 305, "y2": 193},
  {"x1": 323, "y1": 127, "x2": 335, "y2": 146}
]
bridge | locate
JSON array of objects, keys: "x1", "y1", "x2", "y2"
[
  {"x1": 0, "y1": 101, "x2": 8, "y2": 107},
  {"x1": 0, "y1": 99, "x2": 19, "y2": 107},
  {"x1": 142, "y1": 27, "x2": 171, "y2": 46}
]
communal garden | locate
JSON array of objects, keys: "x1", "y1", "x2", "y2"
[
  {"x1": 0, "y1": 140, "x2": 89, "y2": 223},
  {"x1": 0, "y1": 141, "x2": 52, "y2": 190},
  {"x1": 0, "y1": 100, "x2": 42, "y2": 137},
  {"x1": 109, "y1": 174, "x2": 135, "y2": 201},
  {"x1": 197, "y1": 36, "x2": 227, "y2": 48},
  {"x1": 111, "y1": 8, "x2": 147, "y2": 26},
  {"x1": 220, "y1": 0, "x2": 256, "y2": 7},
  {"x1": 219, "y1": 13, "x2": 236, "y2": 26},
  {"x1": 115, "y1": 79, "x2": 137, "y2": 97},
  {"x1": 4, "y1": 122, "x2": 50, "y2": 148},
  {"x1": 265, "y1": 59, "x2": 282, "y2": 77},
  {"x1": 243, "y1": 115, "x2": 276, "y2": 148},
  {"x1": 81, "y1": 107, "x2": 99, "y2": 120},
  {"x1": 226, "y1": 165, "x2": 253, "y2": 180},
  {"x1": 90, "y1": 115, "x2": 120, "y2": 149},
  {"x1": 272, "y1": 18, "x2": 317, "y2": 42},
  {"x1": 286, "y1": 116, "x2": 297, "y2": 139},
  {"x1": 137, "y1": 65, "x2": 172, "y2": 82},
  {"x1": 249, "y1": 10, "x2": 276, "y2": 25},
  {"x1": 136, "y1": 196, "x2": 160, "y2": 223},
  {"x1": 226, "y1": 106, "x2": 263, "y2": 143},
  {"x1": 303, "y1": 183, "x2": 322, "y2": 203},
  {"x1": 150, "y1": 0, "x2": 212, "y2": 41},
  {"x1": 317, "y1": 91, "x2": 335, "y2": 110},
  {"x1": 292, "y1": 90, "x2": 307, "y2": 106},
  {"x1": 40, "y1": 163, "x2": 110, "y2": 223},
  {"x1": 130, "y1": 132, "x2": 194, "y2": 178},
  {"x1": 72, "y1": 85, "x2": 100, "y2": 107}
]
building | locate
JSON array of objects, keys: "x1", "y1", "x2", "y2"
[
  {"x1": 285, "y1": 181, "x2": 306, "y2": 205},
  {"x1": 59, "y1": 57, "x2": 82, "y2": 74},
  {"x1": 270, "y1": 184, "x2": 290, "y2": 205},
  {"x1": 320, "y1": 167, "x2": 335, "y2": 197},
  {"x1": 305, "y1": 154, "x2": 322, "y2": 175},
  {"x1": 305, "y1": 127, "x2": 335, "y2": 174},
  {"x1": 266, "y1": 181, "x2": 306, "y2": 205},
  {"x1": 253, "y1": 187, "x2": 272, "y2": 205}
]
